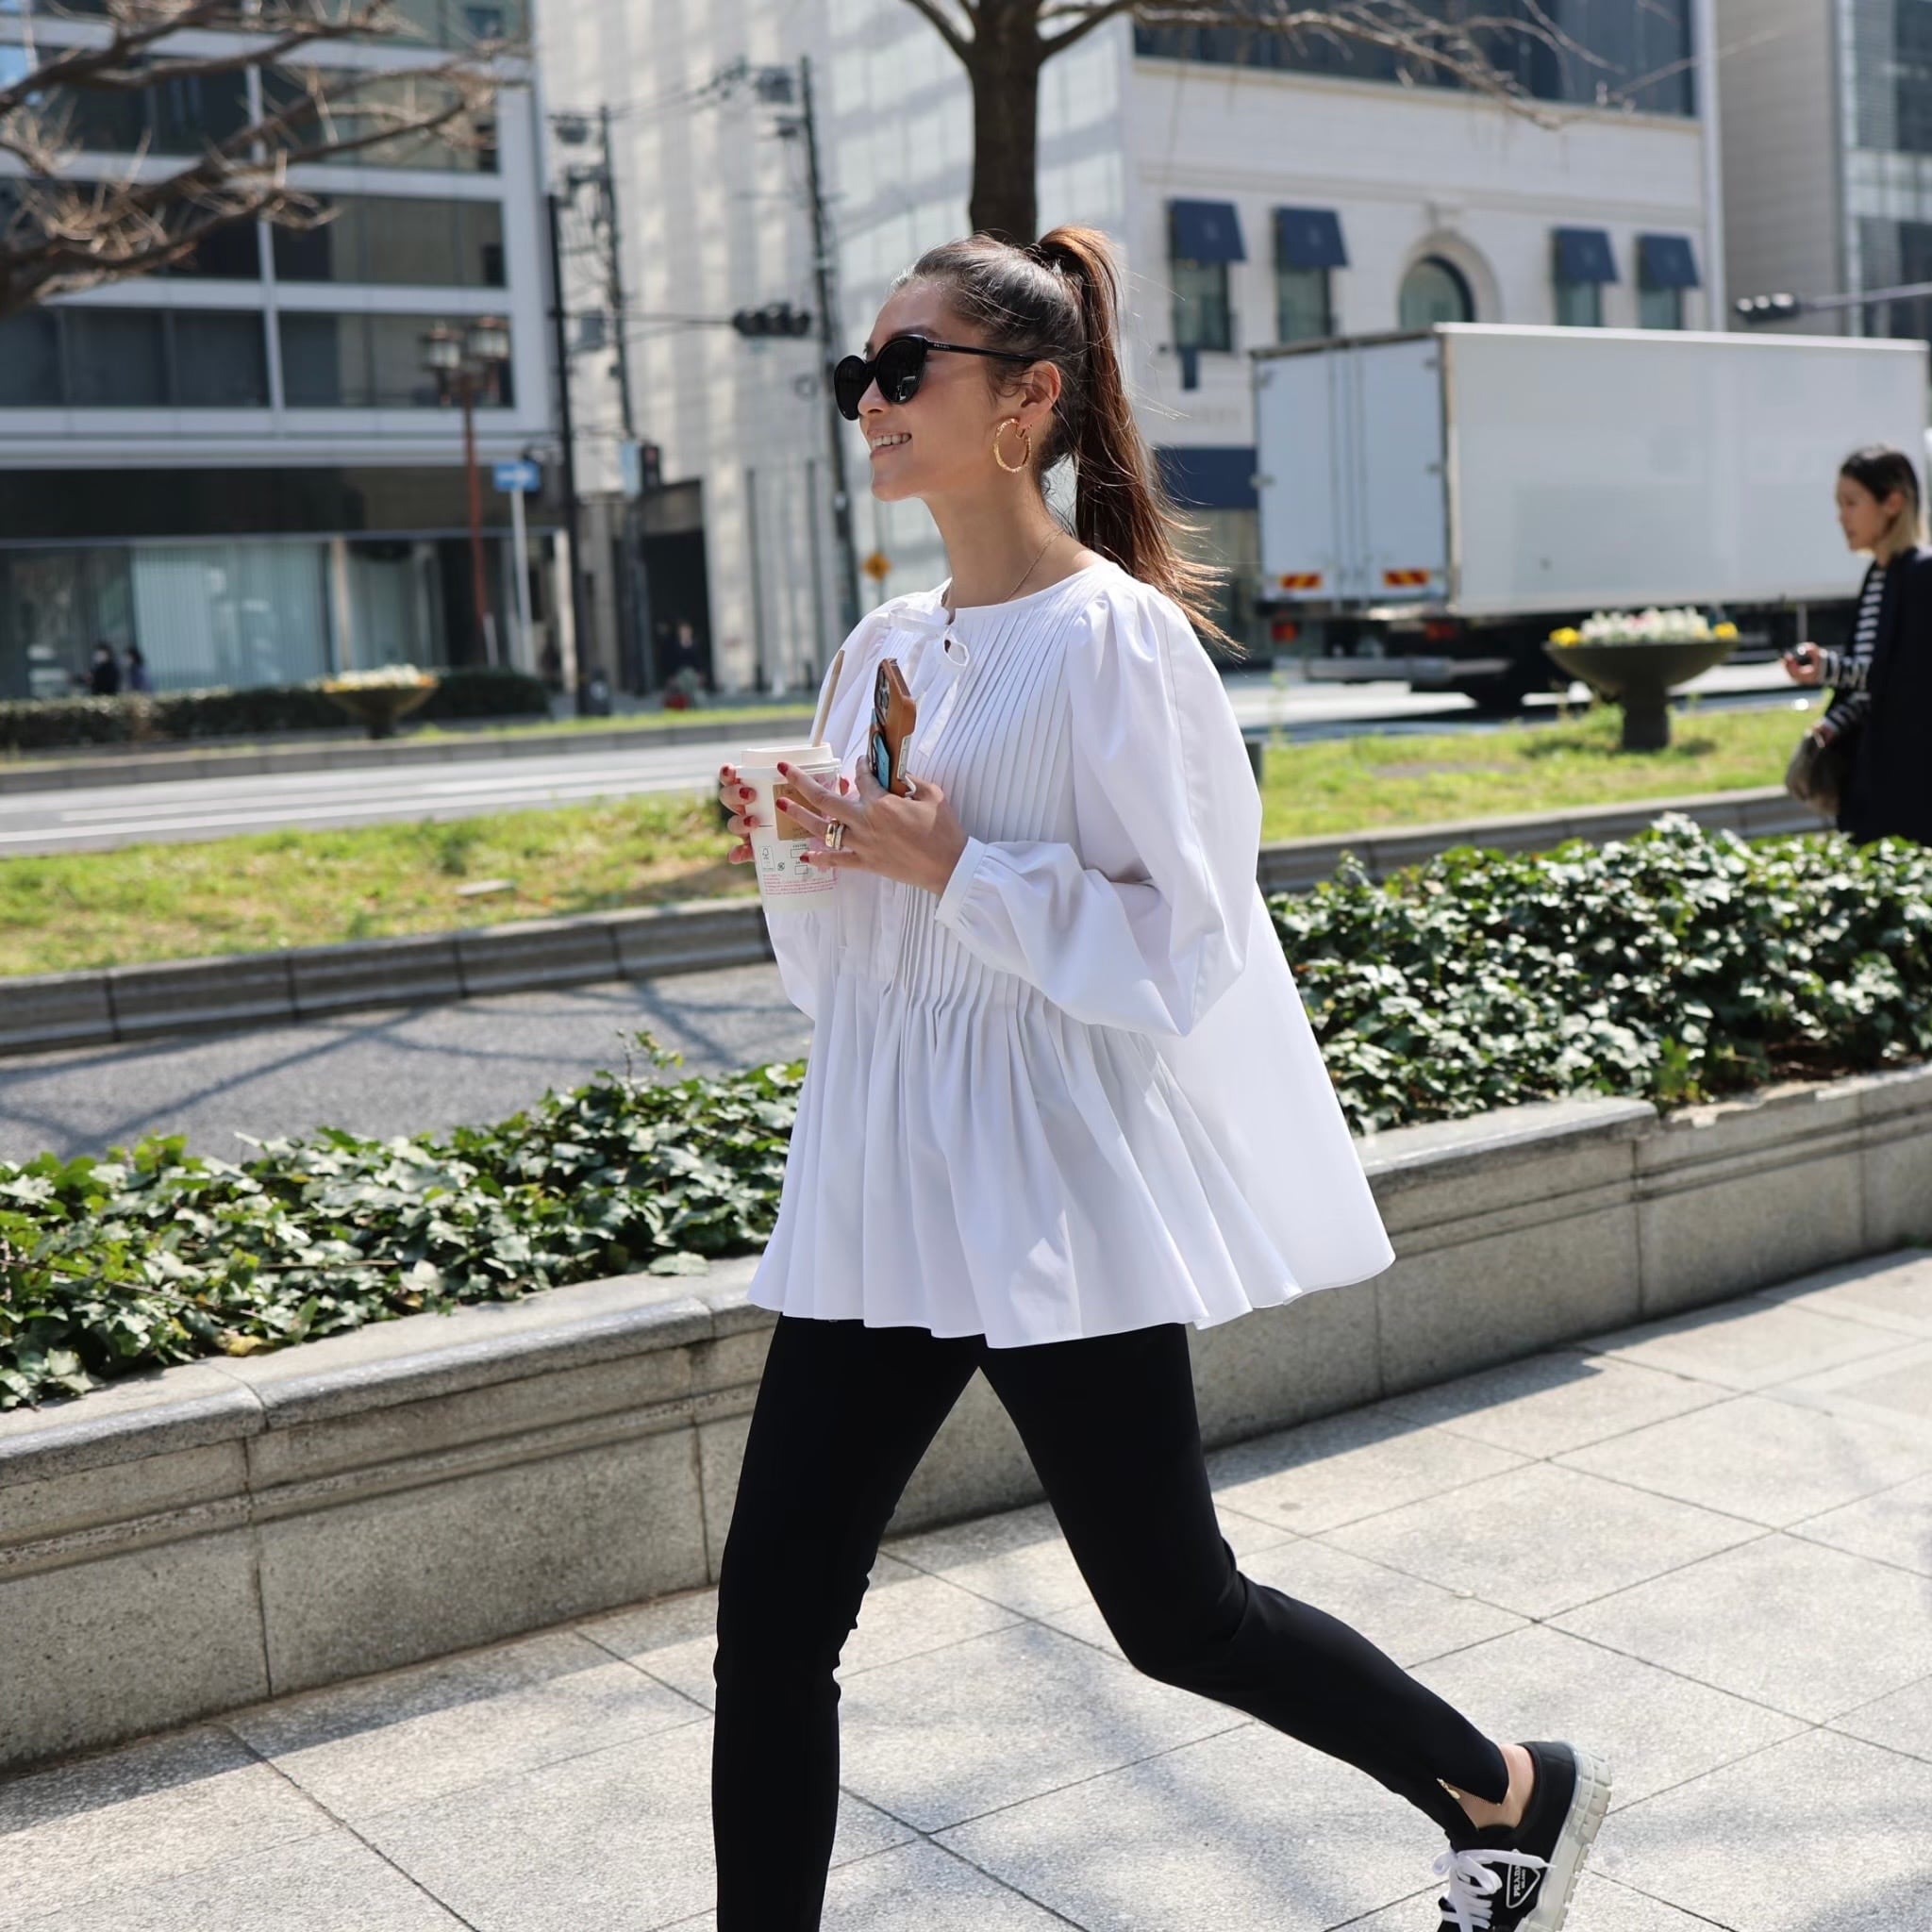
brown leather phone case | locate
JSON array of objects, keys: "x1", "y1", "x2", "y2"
[{"x1": 870, "y1": 657, "x2": 918, "y2": 795}]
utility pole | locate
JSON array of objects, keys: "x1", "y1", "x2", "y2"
[
  {"x1": 593, "y1": 104, "x2": 651, "y2": 693},
  {"x1": 599, "y1": 104, "x2": 637, "y2": 443},
  {"x1": 795, "y1": 55, "x2": 861, "y2": 637},
  {"x1": 545, "y1": 189, "x2": 594, "y2": 710}
]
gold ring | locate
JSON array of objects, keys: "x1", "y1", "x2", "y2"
[{"x1": 824, "y1": 820, "x2": 845, "y2": 853}]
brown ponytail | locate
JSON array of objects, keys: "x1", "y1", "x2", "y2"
[{"x1": 893, "y1": 225, "x2": 1230, "y2": 647}]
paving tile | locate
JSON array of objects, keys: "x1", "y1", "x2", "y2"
[
  {"x1": 1577, "y1": 1297, "x2": 1907, "y2": 1391},
  {"x1": 1320, "y1": 1461, "x2": 1760, "y2": 1618},
  {"x1": 581, "y1": 1555, "x2": 1024, "y2": 1714},
  {"x1": 662, "y1": 1840, "x2": 1075, "y2": 1930},
  {"x1": 1555, "y1": 1390, "x2": 1932, "y2": 1527},
  {"x1": 884, "y1": 1498, "x2": 1292, "y2": 1617},
  {"x1": 1039, "y1": 1533, "x2": 1524, "y2": 1674},
  {"x1": 1589, "y1": 1725, "x2": 1932, "y2": 1929},
  {"x1": 1772, "y1": 1339, "x2": 1932, "y2": 1444},
  {"x1": 1790, "y1": 1469, "x2": 1932, "y2": 1575},
  {"x1": 359, "y1": 1720, "x2": 909, "y2": 1932},
  {"x1": 935, "y1": 1715, "x2": 1452, "y2": 1931},
  {"x1": 1829, "y1": 1673, "x2": 1932, "y2": 1763},
  {"x1": 0, "y1": 1726, "x2": 330, "y2": 1922},
  {"x1": 1369, "y1": 1347, "x2": 1724, "y2": 1458},
  {"x1": 1554, "y1": 1532, "x2": 1932, "y2": 1723},
  {"x1": 1409, "y1": 1623, "x2": 1807, "y2": 1809},
  {"x1": 229, "y1": 1627, "x2": 705, "y2": 1821},
  {"x1": 1751, "y1": 1249, "x2": 1932, "y2": 1341},
  {"x1": 836, "y1": 1620, "x2": 1250, "y2": 1834},
  {"x1": 1345, "y1": 1869, "x2": 1718, "y2": 1929},
  {"x1": 579, "y1": 1582, "x2": 721, "y2": 1707},
  {"x1": 20, "y1": 1827, "x2": 466, "y2": 1930},
  {"x1": 1204, "y1": 1408, "x2": 1527, "y2": 1537}
]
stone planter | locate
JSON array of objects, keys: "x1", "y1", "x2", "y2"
[
  {"x1": 322, "y1": 679, "x2": 438, "y2": 740},
  {"x1": 1542, "y1": 637, "x2": 1737, "y2": 751}
]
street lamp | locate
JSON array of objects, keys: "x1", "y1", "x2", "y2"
[{"x1": 422, "y1": 316, "x2": 512, "y2": 664}]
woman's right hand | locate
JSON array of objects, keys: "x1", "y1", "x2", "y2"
[
  {"x1": 1782, "y1": 641, "x2": 1825, "y2": 686},
  {"x1": 717, "y1": 762, "x2": 758, "y2": 865}
]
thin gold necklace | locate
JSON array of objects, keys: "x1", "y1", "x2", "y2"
[{"x1": 945, "y1": 527, "x2": 1063, "y2": 627}]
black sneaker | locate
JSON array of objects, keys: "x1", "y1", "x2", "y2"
[{"x1": 1430, "y1": 1740, "x2": 1611, "y2": 1930}]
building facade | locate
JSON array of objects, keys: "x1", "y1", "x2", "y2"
[
  {"x1": 0, "y1": 1, "x2": 568, "y2": 701},
  {"x1": 1719, "y1": 0, "x2": 1932, "y2": 350},
  {"x1": 545, "y1": 0, "x2": 1720, "y2": 685}
]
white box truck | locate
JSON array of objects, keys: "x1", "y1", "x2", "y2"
[{"x1": 1253, "y1": 325, "x2": 1929, "y2": 709}]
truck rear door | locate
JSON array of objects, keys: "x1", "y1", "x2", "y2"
[{"x1": 1255, "y1": 335, "x2": 1447, "y2": 605}]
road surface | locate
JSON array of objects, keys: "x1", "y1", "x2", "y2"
[
  {"x1": 0, "y1": 663, "x2": 1800, "y2": 857},
  {"x1": 0, "y1": 963, "x2": 808, "y2": 1166}
]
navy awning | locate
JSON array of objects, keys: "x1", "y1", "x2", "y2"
[
  {"x1": 1274, "y1": 207, "x2": 1348, "y2": 271},
  {"x1": 1554, "y1": 227, "x2": 1619, "y2": 284},
  {"x1": 1156, "y1": 444, "x2": 1257, "y2": 510},
  {"x1": 1170, "y1": 200, "x2": 1246, "y2": 263},
  {"x1": 1638, "y1": 233, "x2": 1701, "y2": 290}
]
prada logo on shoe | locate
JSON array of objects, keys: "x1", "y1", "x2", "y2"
[{"x1": 1504, "y1": 1861, "x2": 1541, "y2": 1909}]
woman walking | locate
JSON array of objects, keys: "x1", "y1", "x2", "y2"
[
  {"x1": 1783, "y1": 444, "x2": 1932, "y2": 846},
  {"x1": 711, "y1": 227, "x2": 1608, "y2": 1931}
]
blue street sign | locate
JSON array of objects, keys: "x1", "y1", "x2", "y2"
[{"x1": 493, "y1": 458, "x2": 541, "y2": 493}]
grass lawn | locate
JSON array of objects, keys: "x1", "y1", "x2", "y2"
[{"x1": 0, "y1": 696, "x2": 1820, "y2": 978}]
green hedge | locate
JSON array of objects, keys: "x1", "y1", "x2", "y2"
[
  {"x1": 0, "y1": 667, "x2": 550, "y2": 753},
  {"x1": 3, "y1": 817, "x2": 1927, "y2": 1409}
]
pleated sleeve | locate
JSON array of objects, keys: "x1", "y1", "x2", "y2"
[{"x1": 933, "y1": 577, "x2": 1260, "y2": 1037}]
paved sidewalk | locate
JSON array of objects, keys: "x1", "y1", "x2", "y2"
[{"x1": 6, "y1": 1251, "x2": 1930, "y2": 1931}]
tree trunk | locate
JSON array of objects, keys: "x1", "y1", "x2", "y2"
[{"x1": 967, "y1": 0, "x2": 1043, "y2": 242}]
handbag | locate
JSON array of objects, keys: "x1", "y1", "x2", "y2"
[{"x1": 1784, "y1": 722, "x2": 1855, "y2": 820}]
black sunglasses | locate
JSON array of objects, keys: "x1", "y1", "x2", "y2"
[{"x1": 833, "y1": 335, "x2": 1037, "y2": 422}]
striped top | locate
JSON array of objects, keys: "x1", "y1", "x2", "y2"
[
  {"x1": 746, "y1": 558, "x2": 1394, "y2": 1347},
  {"x1": 1820, "y1": 561, "x2": 1883, "y2": 733}
]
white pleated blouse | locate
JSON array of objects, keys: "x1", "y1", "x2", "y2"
[{"x1": 747, "y1": 558, "x2": 1394, "y2": 1347}]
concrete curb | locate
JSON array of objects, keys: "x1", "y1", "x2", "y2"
[
  {"x1": 0, "y1": 709, "x2": 819, "y2": 794},
  {"x1": 3, "y1": 1064, "x2": 1925, "y2": 1774},
  {"x1": 1, "y1": 786, "x2": 1823, "y2": 1059}
]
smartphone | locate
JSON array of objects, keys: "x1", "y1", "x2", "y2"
[{"x1": 869, "y1": 658, "x2": 917, "y2": 795}]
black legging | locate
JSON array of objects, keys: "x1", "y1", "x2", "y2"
[{"x1": 711, "y1": 1314, "x2": 1510, "y2": 1927}]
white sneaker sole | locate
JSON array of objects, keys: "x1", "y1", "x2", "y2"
[{"x1": 1522, "y1": 1743, "x2": 1612, "y2": 1931}]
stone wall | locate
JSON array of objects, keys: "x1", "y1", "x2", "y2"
[{"x1": 2, "y1": 1065, "x2": 1927, "y2": 1774}]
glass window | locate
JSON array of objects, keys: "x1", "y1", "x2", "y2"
[
  {"x1": 1555, "y1": 276, "x2": 1604, "y2": 326},
  {"x1": 1275, "y1": 264, "x2": 1332, "y2": 342},
  {"x1": 1134, "y1": 2, "x2": 1693, "y2": 115},
  {"x1": 1638, "y1": 284, "x2": 1684, "y2": 329},
  {"x1": 0, "y1": 547, "x2": 135, "y2": 701},
  {"x1": 278, "y1": 312, "x2": 510, "y2": 407},
  {"x1": 1398, "y1": 257, "x2": 1474, "y2": 329},
  {"x1": 0, "y1": 310, "x2": 59, "y2": 406},
  {"x1": 172, "y1": 311, "x2": 270, "y2": 406},
  {"x1": 261, "y1": 68, "x2": 499, "y2": 171},
  {"x1": 167, "y1": 219, "x2": 262, "y2": 280},
  {"x1": 131, "y1": 541, "x2": 331, "y2": 690},
  {"x1": 64, "y1": 309, "x2": 168, "y2": 405},
  {"x1": 1173, "y1": 258, "x2": 1232, "y2": 353},
  {"x1": 277, "y1": 196, "x2": 513, "y2": 286},
  {"x1": 57, "y1": 61, "x2": 250, "y2": 154}
]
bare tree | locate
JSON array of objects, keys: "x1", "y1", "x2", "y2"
[
  {"x1": 0, "y1": 0, "x2": 508, "y2": 320},
  {"x1": 895, "y1": 0, "x2": 1645, "y2": 243}
]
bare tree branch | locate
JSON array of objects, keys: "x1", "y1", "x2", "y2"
[
  {"x1": 0, "y1": 0, "x2": 509, "y2": 318},
  {"x1": 894, "y1": 0, "x2": 976, "y2": 62}
]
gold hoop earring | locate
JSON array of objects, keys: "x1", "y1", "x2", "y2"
[{"x1": 991, "y1": 417, "x2": 1031, "y2": 474}]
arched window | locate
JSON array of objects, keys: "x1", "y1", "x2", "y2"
[{"x1": 1398, "y1": 256, "x2": 1475, "y2": 329}]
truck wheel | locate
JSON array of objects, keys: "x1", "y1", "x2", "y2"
[{"x1": 1462, "y1": 671, "x2": 1537, "y2": 716}]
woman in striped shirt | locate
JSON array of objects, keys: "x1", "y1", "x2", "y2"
[{"x1": 1783, "y1": 444, "x2": 1932, "y2": 846}]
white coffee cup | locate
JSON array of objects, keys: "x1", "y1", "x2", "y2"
[{"x1": 737, "y1": 741, "x2": 841, "y2": 910}]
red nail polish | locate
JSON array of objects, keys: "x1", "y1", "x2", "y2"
[
  {"x1": 740, "y1": 786, "x2": 753, "y2": 799},
  {"x1": 776, "y1": 761, "x2": 790, "y2": 774}
]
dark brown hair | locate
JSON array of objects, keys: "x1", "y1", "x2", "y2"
[
  {"x1": 893, "y1": 225, "x2": 1229, "y2": 645},
  {"x1": 1840, "y1": 443, "x2": 1928, "y2": 548}
]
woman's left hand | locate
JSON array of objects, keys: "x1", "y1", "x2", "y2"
[{"x1": 775, "y1": 758, "x2": 969, "y2": 897}]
